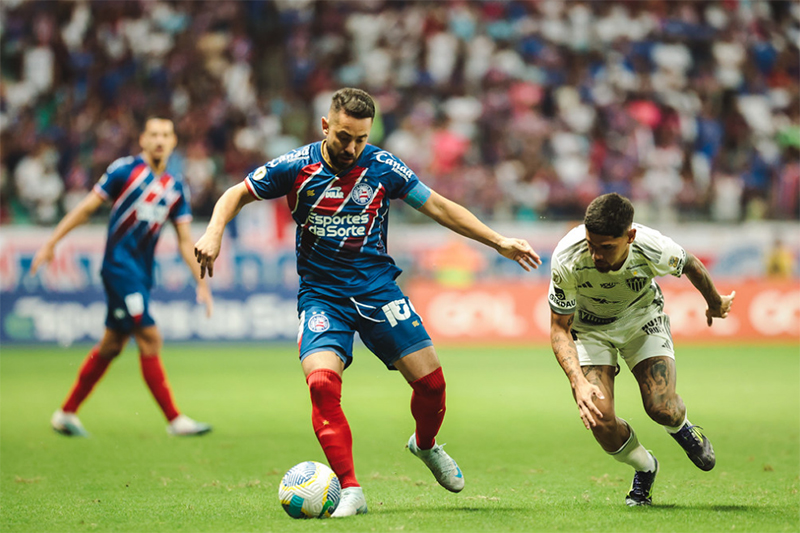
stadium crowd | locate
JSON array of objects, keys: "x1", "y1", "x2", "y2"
[{"x1": 1, "y1": 0, "x2": 798, "y2": 225}]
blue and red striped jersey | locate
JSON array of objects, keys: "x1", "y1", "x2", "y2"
[
  {"x1": 245, "y1": 142, "x2": 432, "y2": 298},
  {"x1": 94, "y1": 154, "x2": 192, "y2": 287}
]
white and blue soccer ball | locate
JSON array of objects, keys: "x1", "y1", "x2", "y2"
[{"x1": 278, "y1": 461, "x2": 341, "y2": 519}]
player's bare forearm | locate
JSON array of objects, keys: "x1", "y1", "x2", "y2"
[
  {"x1": 175, "y1": 222, "x2": 205, "y2": 284},
  {"x1": 683, "y1": 254, "x2": 721, "y2": 307},
  {"x1": 550, "y1": 311, "x2": 604, "y2": 429},
  {"x1": 175, "y1": 221, "x2": 214, "y2": 316},
  {"x1": 206, "y1": 183, "x2": 255, "y2": 237},
  {"x1": 550, "y1": 311, "x2": 605, "y2": 428},
  {"x1": 683, "y1": 253, "x2": 736, "y2": 325},
  {"x1": 550, "y1": 313, "x2": 583, "y2": 386},
  {"x1": 418, "y1": 191, "x2": 499, "y2": 244},
  {"x1": 418, "y1": 191, "x2": 541, "y2": 270},
  {"x1": 195, "y1": 182, "x2": 255, "y2": 278},
  {"x1": 30, "y1": 191, "x2": 105, "y2": 275}
]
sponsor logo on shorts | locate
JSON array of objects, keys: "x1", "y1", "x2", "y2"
[
  {"x1": 308, "y1": 312, "x2": 330, "y2": 333},
  {"x1": 351, "y1": 183, "x2": 374, "y2": 205},
  {"x1": 641, "y1": 315, "x2": 669, "y2": 335}
]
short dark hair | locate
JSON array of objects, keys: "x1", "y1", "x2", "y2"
[
  {"x1": 584, "y1": 193, "x2": 634, "y2": 237},
  {"x1": 140, "y1": 113, "x2": 173, "y2": 131},
  {"x1": 330, "y1": 88, "x2": 375, "y2": 120}
]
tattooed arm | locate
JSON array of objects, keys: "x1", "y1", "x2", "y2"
[
  {"x1": 682, "y1": 253, "x2": 735, "y2": 327},
  {"x1": 550, "y1": 311, "x2": 605, "y2": 429}
]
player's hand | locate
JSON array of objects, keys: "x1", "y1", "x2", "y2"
[
  {"x1": 29, "y1": 243, "x2": 55, "y2": 276},
  {"x1": 706, "y1": 290, "x2": 735, "y2": 326},
  {"x1": 196, "y1": 282, "x2": 213, "y2": 318},
  {"x1": 194, "y1": 232, "x2": 221, "y2": 279},
  {"x1": 496, "y1": 237, "x2": 542, "y2": 271},
  {"x1": 573, "y1": 379, "x2": 605, "y2": 430}
]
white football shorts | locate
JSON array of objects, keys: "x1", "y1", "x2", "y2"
[{"x1": 572, "y1": 311, "x2": 675, "y2": 370}]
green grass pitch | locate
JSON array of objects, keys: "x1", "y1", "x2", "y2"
[{"x1": 1, "y1": 342, "x2": 798, "y2": 532}]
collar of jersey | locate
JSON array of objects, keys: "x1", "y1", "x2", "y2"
[{"x1": 319, "y1": 140, "x2": 359, "y2": 179}]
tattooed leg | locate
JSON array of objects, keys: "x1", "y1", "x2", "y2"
[
  {"x1": 632, "y1": 356, "x2": 686, "y2": 427},
  {"x1": 581, "y1": 365, "x2": 630, "y2": 452}
]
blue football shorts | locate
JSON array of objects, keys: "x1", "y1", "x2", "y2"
[
  {"x1": 102, "y1": 274, "x2": 156, "y2": 332},
  {"x1": 297, "y1": 283, "x2": 433, "y2": 370}
]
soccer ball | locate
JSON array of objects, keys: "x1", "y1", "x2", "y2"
[{"x1": 278, "y1": 461, "x2": 341, "y2": 519}]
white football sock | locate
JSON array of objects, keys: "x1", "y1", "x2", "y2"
[{"x1": 610, "y1": 421, "x2": 656, "y2": 473}]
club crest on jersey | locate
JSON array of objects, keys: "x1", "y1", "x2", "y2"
[
  {"x1": 308, "y1": 312, "x2": 330, "y2": 333},
  {"x1": 626, "y1": 277, "x2": 648, "y2": 292},
  {"x1": 351, "y1": 183, "x2": 374, "y2": 205}
]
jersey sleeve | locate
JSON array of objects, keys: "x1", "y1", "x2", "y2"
[
  {"x1": 548, "y1": 250, "x2": 577, "y2": 315},
  {"x1": 244, "y1": 146, "x2": 311, "y2": 200},
  {"x1": 637, "y1": 226, "x2": 688, "y2": 278},
  {"x1": 93, "y1": 156, "x2": 135, "y2": 201},
  {"x1": 372, "y1": 149, "x2": 432, "y2": 207}
]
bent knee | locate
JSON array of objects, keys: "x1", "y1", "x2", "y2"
[
  {"x1": 306, "y1": 368, "x2": 342, "y2": 403},
  {"x1": 410, "y1": 367, "x2": 445, "y2": 396}
]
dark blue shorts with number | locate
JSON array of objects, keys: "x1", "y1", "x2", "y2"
[
  {"x1": 297, "y1": 283, "x2": 433, "y2": 370},
  {"x1": 102, "y1": 273, "x2": 155, "y2": 333}
]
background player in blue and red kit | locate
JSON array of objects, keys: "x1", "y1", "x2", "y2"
[
  {"x1": 31, "y1": 116, "x2": 214, "y2": 437},
  {"x1": 194, "y1": 88, "x2": 542, "y2": 516}
]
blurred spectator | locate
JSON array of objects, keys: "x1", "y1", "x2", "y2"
[
  {"x1": 13, "y1": 141, "x2": 63, "y2": 224},
  {"x1": 765, "y1": 236, "x2": 796, "y2": 279},
  {"x1": 1, "y1": 0, "x2": 798, "y2": 225}
]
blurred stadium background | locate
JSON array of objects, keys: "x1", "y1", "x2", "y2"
[{"x1": 1, "y1": 0, "x2": 798, "y2": 346}]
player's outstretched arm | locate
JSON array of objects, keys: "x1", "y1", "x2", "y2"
[
  {"x1": 29, "y1": 190, "x2": 105, "y2": 276},
  {"x1": 175, "y1": 221, "x2": 213, "y2": 317},
  {"x1": 417, "y1": 191, "x2": 541, "y2": 271},
  {"x1": 682, "y1": 253, "x2": 735, "y2": 326},
  {"x1": 194, "y1": 182, "x2": 256, "y2": 278},
  {"x1": 550, "y1": 311, "x2": 605, "y2": 430}
]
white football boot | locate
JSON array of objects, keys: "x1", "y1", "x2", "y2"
[
  {"x1": 167, "y1": 414, "x2": 212, "y2": 436},
  {"x1": 331, "y1": 486, "x2": 368, "y2": 517},
  {"x1": 407, "y1": 433, "x2": 465, "y2": 492},
  {"x1": 51, "y1": 409, "x2": 89, "y2": 437}
]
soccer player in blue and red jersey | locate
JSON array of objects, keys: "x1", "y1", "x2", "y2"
[
  {"x1": 194, "y1": 88, "x2": 541, "y2": 516},
  {"x1": 31, "y1": 116, "x2": 214, "y2": 437}
]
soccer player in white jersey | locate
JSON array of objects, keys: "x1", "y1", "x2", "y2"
[{"x1": 549, "y1": 193, "x2": 735, "y2": 506}]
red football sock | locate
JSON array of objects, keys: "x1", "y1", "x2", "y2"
[
  {"x1": 62, "y1": 347, "x2": 112, "y2": 413},
  {"x1": 140, "y1": 354, "x2": 180, "y2": 422},
  {"x1": 410, "y1": 367, "x2": 446, "y2": 450},
  {"x1": 306, "y1": 369, "x2": 358, "y2": 488}
]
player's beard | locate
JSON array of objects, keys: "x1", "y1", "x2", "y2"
[{"x1": 326, "y1": 144, "x2": 353, "y2": 171}]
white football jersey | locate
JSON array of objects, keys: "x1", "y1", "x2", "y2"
[{"x1": 548, "y1": 223, "x2": 687, "y2": 330}]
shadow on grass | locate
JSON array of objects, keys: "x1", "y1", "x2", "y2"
[
  {"x1": 377, "y1": 505, "x2": 528, "y2": 515},
  {"x1": 653, "y1": 503, "x2": 758, "y2": 512}
]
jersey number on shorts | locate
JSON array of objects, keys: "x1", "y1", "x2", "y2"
[{"x1": 382, "y1": 299, "x2": 414, "y2": 327}]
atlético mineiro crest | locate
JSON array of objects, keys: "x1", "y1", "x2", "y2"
[
  {"x1": 626, "y1": 277, "x2": 648, "y2": 292},
  {"x1": 308, "y1": 312, "x2": 330, "y2": 333},
  {"x1": 351, "y1": 183, "x2": 373, "y2": 205}
]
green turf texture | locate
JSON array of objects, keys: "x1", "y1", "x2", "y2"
[{"x1": 1, "y1": 342, "x2": 798, "y2": 532}]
